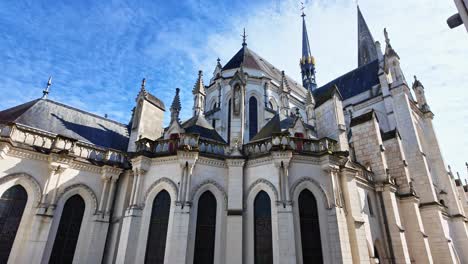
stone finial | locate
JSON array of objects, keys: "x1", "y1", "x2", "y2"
[
  {"x1": 170, "y1": 88, "x2": 181, "y2": 122},
  {"x1": 192, "y1": 70, "x2": 205, "y2": 95},
  {"x1": 242, "y1": 28, "x2": 247, "y2": 47},
  {"x1": 42, "y1": 76, "x2": 52, "y2": 99}
]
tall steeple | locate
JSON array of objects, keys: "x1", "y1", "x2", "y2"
[
  {"x1": 358, "y1": 6, "x2": 378, "y2": 67},
  {"x1": 300, "y1": 8, "x2": 317, "y2": 91}
]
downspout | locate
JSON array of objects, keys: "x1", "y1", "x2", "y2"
[{"x1": 378, "y1": 191, "x2": 396, "y2": 264}]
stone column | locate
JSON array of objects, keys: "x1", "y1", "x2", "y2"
[
  {"x1": 225, "y1": 158, "x2": 245, "y2": 264},
  {"x1": 115, "y1": 157, "x2": 149, "y2": 264},
  {"x1": 165, "y1": 151, "x2": 198, "y2": 263},
  {"x1": 272, "y1": 151, "x2": 296, "y2": 264}
]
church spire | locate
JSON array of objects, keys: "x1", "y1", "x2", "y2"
[
  {"x1": 358, "y1": 5, "x2": 378, "y2": 67},
  {"x1": 192, "y1": 70, "x2": 206, "y2": 116},
  {"x1": 300, "y1": 7, "x2": 317, "y2": 91},
  {"x1": 170, "y1": 88, "x2": 181, "y2": 123}
]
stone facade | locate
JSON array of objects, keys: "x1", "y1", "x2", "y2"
[{"x1": 0, "y1": 7, "x2": 467, "y2": 264}]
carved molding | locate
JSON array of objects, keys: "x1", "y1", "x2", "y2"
[
  {"x1": 56, "y1": 183, "x2": 99, "y2": 214},
  {"x1": 0, "y1": 172, "x2": 42, "y2": 206},
  {"x1": 245, "y1": 156, "x2": 273, "y2": 168},
  {"x1": 197, "y1": 157, "x2": 227, "y2": 168},
  {"x1": 290, "y1": 176, "x2": 333, "y2": 209},
  {"x1": 245, "y1": 178, "x2": 279, "y2": 202},
  {"x1": 190, "y1": 179, "x2": 228, "y2": 209},
  {"x1": 142, "y1": 177, "x2": 179, "y2": 206},
  {"x1": 151, "y1": 156, "x2": 178, "y2": 165}
]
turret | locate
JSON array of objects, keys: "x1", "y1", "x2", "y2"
[
  {"x1": 300, "y1": 10, "x2": 317, "y2": 91},
  {"x1": 279, "y1": 71, "x2": 291, "y2": 116},
  {"x1": 412, "y1": 76, "x2": 431, "y2": 112},
  {"x1": 192, "y1": 70, "x2": 206, "y2": 116},
  {"x1": 383, "y1": 28, "x2": 406, "y2": 86},
  {"x1": 128, "y1": 79, "x2": 165, "y2": 152}
]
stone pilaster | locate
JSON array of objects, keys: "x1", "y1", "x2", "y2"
[
  {"x1": 376, "y1": 183, "x2": 412, "y2": 264},
  {"x1": 225, "y1": 158, "x2": 245, "y2": 264},
  {"x1": 271, "y1": 151, "x2": 296, "y2": 263},
  {"x1": 341, "y1": 168, "x2": 371, "y2": 264}
]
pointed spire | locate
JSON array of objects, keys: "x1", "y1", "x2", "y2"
[
  {"x1": 280, "y1": 71, "x2": 291, "y2": 93},
  {"x1": 170, "y1": 88, "x2": 181, "y2": 123},
  {"x1": 384, "y1": 28, "x2": 400, "y2": 59},
  {"x1": 358, "y1": 6, "x2": 378, "y2": 67},
  {"x1": 42, "y1": 76, "x2": 52, "y2": 99},
  {"x1": 412, "y1": 75, "x2": 424, "y2": 89},
  {"x1": 138, "y1": 78, "x2": 148, "y2": 98},
  {"x1": 192, "y1": 70, "x2": 206, "y2": 95},
  {"x1": 192, "y1": 70, "x2": 206, "y2": 116},
  {"x1": 300, "y1": 6, "x2": 317, "y2": 91}
]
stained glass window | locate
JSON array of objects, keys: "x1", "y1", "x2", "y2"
[
  {"x1": 299, "y1": 189, "x2": 323, "y2": 264},
  {"x1": 254, "y1": 191, "x2": 273, "y2": 264},
  {"x1": 49, "y1": 195, "x2": 85, "y2": 264},
  {"x1": 145, "y1": 190, "x2": 171, "y2": 264},
  {"x1": 193, "y1": 191, "x2": 217, "y2": 264},
  {"x1": 0, "y1": 185, "x2": 27, "y2": 263},
  {"x1": 249, "y1": 97, "x2": 258, "y2": 140}
]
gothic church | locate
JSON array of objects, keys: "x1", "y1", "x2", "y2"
[{"x1": 0, "y1": 6, "x2": 467, "y2": 264}]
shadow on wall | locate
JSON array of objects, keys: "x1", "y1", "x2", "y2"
[{"x1": 51, "y1": 113, "x2": 129, "y2": 151}]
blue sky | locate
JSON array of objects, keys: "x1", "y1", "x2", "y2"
[{"x1": 1, "y1": 0, "x2": 467, "y2": 178}]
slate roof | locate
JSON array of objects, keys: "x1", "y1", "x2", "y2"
[
  {"x1": 0, "y1": 99, "x2": 129, "y2": 151},
  {"x1": 316, "y1": 59, "x2": 380, "y2": 103},
  {"x1": 181, "y1": 114, "x2": 226, "y2": 143},
  {"x1": 251, "y1": 113, "x2": 314, "y2": 141},
  {"x1": 222, "y1": 46, "x2": 305, "y2": 93}
]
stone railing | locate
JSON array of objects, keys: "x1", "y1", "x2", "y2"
[
  {"x1": 136, "y1": 134, "x2": 227, "y2": 156},
  {"x1": 0, "y1": 123, "x2": 126, "y2": 164},
  {"x1": 243, "y1": 134, "x2": 337, "y2": 157}
]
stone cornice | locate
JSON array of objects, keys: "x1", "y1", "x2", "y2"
[
  {"x1": 197, "y1": 156, "x2": 227, "y2": 168},
  {"x1": 245, "y1": 156, "x2": 273, "y2": 168}
]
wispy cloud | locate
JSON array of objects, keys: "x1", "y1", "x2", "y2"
[{"x1": 0, "y1": 0, "x2": 466, "y2": 177}]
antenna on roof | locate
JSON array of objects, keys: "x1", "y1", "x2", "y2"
[{"x1": 42, "y1": 76, "x2": 52, "y2": 99}]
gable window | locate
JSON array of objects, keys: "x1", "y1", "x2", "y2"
[
  {"x1": 0, "y1": 185, "x2": 27, "y2": 263},
  {"x1": 254, "y1": 191, "x2": 273, "y2": 264},
  {"x1": 249, "y1": 96, "x2": 258, "y2": 140},
  {"x1": 145, "y1": 190, "x2": 171, "y2": 264},
  {"x1": 299, "y1": 189, "x2": 323, "y2": 264},
  {"x1": 49, "y1": 195, "x2": 85, "y2": 264},
  {"x1": 193, "y1": 191, "x2": 217, "y2": 264}
]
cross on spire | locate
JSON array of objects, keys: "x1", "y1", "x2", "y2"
[
  {"x1": 301, "y1": 2, "x2": 305, "y2": 17},
  {"x1": 42, "y1": 76, "x2": 52, "y2": 99},
  {"x1": 242, "y1": 28, "x2": 247, "y2": 47}
]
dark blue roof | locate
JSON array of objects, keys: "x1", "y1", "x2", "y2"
[
  {"x1": 316, "y1": 59, "x2": 380, "y2": 102},
  {"x1": 0, "y1": 99, "x2": 130, "y2": 151}
]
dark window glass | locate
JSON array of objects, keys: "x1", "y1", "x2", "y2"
[
  {"x1": 249, "y1": 97, "x2": 258, "y2": 140},
  {"x1": 227, "y1": 99, "x2": 231, "y2": 144},
  {"x1": 49, "y1": 195, "x2": 85, "y2": 264},
  {"x1": 299, "y1": 190, "x2": 323, "y2": 264},
  {"x1": 254, "y1": 191, "x2": 273, "y2": 264},
  {"x1": 0, "y1": 185, "x2": 27, "y2": 263},
  {"x1": 367, "y1": 195, "x2": 374, "y2": 216},
  {"x1": 212, "y1": 118, "x2": 216, "y2": 129},
  {"x1": 193, "y1": 191, "x2": 217, "y2": 264},
  {"x1": 145, "y1": 190, "x2": 171, "y2": 264}
]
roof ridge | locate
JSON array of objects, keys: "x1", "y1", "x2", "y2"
[{"x1": 318, "y1": 58, "x2": 379, "y2": 90}]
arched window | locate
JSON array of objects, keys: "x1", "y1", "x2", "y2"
[
  {"x1": 249, "y1": 96, "x2": 258, "y2": 140},
  {"x1": 193, "y1": 191, "x2": 217, "y2": 264},
  {"x1": 49, "y1": 195, "x2": 85, "y2": 264},
  {"x1": 0, "y1": 185, "x2": 27, "y2": 263},
  {"x1": 254, "y1": 191, "x2": 273, "y2": 264},
  {"x1": 227, "y1": 99, "x2": 231, "y2": 144},
  {"x1": 145, "y1": 190, "x2": 171, "y2": 264},
  {"x1": 298, "y1": 189, "x2": 323, "y2": 264}
]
